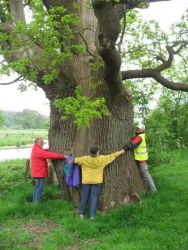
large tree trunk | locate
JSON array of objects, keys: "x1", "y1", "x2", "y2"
[
  {"x1": 38, "y1": 0, "x2": 144, "y2": 210},
  {"x1": 45, "y1": 79, "x2": 144, "y2": 210},
  {"x1": 41, "y1": 62, "x2": 144, "y2": 209}
]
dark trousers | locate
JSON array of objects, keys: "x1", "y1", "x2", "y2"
[{"x1": 80, "y1": 184, "x2": 101, "y2": 218}]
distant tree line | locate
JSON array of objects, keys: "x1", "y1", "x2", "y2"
[{"x1": 0, "y1": 109, "x2": 49, "y2": 129}]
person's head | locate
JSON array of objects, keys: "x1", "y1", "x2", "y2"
[
  {"x1": 90, "y1": 146, "x2": 100, "y2": 157},
  {"x1": 34, "y1": 137, "x2": 44, "y2": 148},
  {"x1": 135, "y1": 123, "x2": 145, "y2": 134}
]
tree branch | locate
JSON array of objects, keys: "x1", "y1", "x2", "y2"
[
  {"x1": 92, "y1": 1, "x2": 124, "y2": 94},
  {"x1": 113, "y1": 0, "x2": 172, "y2": 4},
  {"x1": 155, "y1": 45, "x2": 174, "y2": 72},
  {"x1": 78, "y1": 32, "x2": 97, "y2": 58},
  {"x1": 114, "y1": 4, "x2": 127, "y2": 20},
  {"x1": 117, "y1": 5, "x2": 127, "y2": 53},
  {"x1": 112, "y1": 0, "x2": 172, "y2": 8},
  {"x1": 0, "y1": 76, "x2": 23, "y2": 85},
  {"x1": 0, "y1": 0, "x2": 52, "y2": 81},
  {"x1": 155, "y1": 40, "x2": 188, "y2": 72},
  {"x1": 152, "y1": 72, "x2": 188, "y2": 91},
  {"x1": 88, "y1": 0, "x2": 173, "y2": 7},
  {"x1": 92, "y1": 0, "x2": 174, "y2": 96},
  {"x1": 121, "y1": 68, "x2": 188, "y2": 92},
  {"x1": 172, "y1": 40, "x2": 188, "y2": 54},
  {"x1": 0, "y1": 59, "x2": 5, "y2": 64},
  {"x1": 149, "y1": 0, "x2": 172, "y2": 2},
  {"x1": 121, "y1": 38, "x2": 188, "y2": 92}
]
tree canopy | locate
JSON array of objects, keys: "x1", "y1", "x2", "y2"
[{"x1": 0, "y1": 0, "x2": 188, "y2": 127}]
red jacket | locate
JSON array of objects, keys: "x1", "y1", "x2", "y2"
[{"x1": 31, "y1": 144, "x2": 65, "y2": 178}]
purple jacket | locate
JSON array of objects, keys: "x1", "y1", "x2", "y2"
[{"x1": 64, "y1": 155, "x2": 80, "y2": 187}]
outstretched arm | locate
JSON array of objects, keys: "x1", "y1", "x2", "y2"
[
  {"x1": 123, "y1": 136, "x2": 142, "y2": 151},
  {"x1": 34, "y1": 148, "x2": 66, "y2": 160},
  {"x1": 101, "y1": 150, "x2": 125, "y2": 166}
]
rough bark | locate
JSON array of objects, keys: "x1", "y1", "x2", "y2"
[{"x1": 46, "y1": 77, "x2": 144, "y2": 209}]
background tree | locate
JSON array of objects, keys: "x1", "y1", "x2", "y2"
[
  {"x1": 145, "y1": 90, "x2": 188, "y2": 165},
  {"x1": 0, "y1": 110, "x2": 49, "y2": 129},
  {"x1": 16, "y1": 109, "x2": 49, "y2": 129},
  {"x1": 0, "y1": 0, "x2": 188, "y2": 210}
]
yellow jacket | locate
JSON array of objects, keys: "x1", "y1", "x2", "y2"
[
  {"x1": 134, "y1": 134, "x2": 148, "y2": 161},
  {"x1": 74, "y1": 151, "x2": 122, "y2": 184}
]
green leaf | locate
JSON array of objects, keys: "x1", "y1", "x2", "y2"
[{"x1": 54, "y1": 86, "x2": 109, "y2": 127}]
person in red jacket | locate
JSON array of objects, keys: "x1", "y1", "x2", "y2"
[{"x1": 31, "y1": 137, "x2": 66, "y2": 203}]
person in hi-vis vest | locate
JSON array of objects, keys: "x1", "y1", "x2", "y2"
[{"x1": 124, "y1": 124, "x2": 157, "y2": 192}]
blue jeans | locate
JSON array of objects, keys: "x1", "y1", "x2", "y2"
[
  {"x1": 32, "y1": 178, "x2": 45, "y2": 203},
  {"x1": 80, "y1": 184, "x2": 101, "y2": 218}
]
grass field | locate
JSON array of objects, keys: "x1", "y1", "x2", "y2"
[
  {"x1": 0, "y1": 129, "x2": 48, "y2": 147},
  {"x1": 0, "y1": 150, "x2": 188, "y2": 250}
]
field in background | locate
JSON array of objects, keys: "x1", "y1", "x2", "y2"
[
  {"x1": 0, "y1": 129, "x2": 48, "y2": 147},
  {"x1": 0, "y1": 150, "x2": 188, "y2": 249}
]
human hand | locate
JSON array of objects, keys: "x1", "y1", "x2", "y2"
[
  {"x1": 120, "y1": 149, "x2": 125, "y2": 154},
  {"x1": 66, "y1": 155, "x2": 74, "y2": 165}
]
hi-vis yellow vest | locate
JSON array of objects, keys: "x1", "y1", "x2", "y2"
[{"x1": 134, "y1": 134, "x2": 148, "y2": 161}]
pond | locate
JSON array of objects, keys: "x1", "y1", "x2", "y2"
[
  {"x1": 0, "y1": 147, "x2": 32, "y2": 161},
  {"x1": 0, "y1": 140, "x2": 49, "y2": 161}
]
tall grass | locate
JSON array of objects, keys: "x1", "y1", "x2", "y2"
[
  {"x1": 0, "y1": 150, "x2": 188, "y2": 249},
  {"x1": 0, "y1": 160, "x2": 30, "y2": 193},
  {"x1": 0, "y1": 129, "x2": 48, "y2": 147}
]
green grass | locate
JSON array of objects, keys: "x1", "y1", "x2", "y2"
[
  {"x1": 0, "y1": 129, "x2": 48, "y2": 147},
  {"x1": 0, "y1": 160, "x2": 30, "y2": 193},
  {"x1": 0, "y1": 150, "x2": 188, "y2": 249}
]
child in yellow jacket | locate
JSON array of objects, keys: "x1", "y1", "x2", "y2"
[{"x1": 74, "y1": 146, "x2": 125, "y2": 220}]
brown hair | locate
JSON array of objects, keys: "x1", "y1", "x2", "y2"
[{"x1": 90, "y1": 146, "x2": 99, "y2": 156}]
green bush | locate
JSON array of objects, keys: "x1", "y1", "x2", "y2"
[{"x1": 145, "y1": 90, "x2": 188, "y2": 166}]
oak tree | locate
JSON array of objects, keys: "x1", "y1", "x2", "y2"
[{"x1": 0, "y1": 0, "x2": 188, "y2": 209}]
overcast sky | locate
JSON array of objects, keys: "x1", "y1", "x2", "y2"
[{"x1": 0, "y1": 0, "x2": 188, "y2": 116}]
